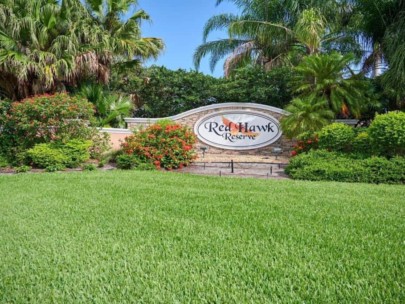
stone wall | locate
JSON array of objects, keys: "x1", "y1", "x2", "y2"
[{"x1": 125, "y1": 103, "x2": 295, "y2": 157}]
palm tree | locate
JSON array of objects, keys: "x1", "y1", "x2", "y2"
[
  {"x1": 0, "y1": 0, "x2": 112, "y2": 99},
  {"x1": 83, "y1": 0, "x2": 164, "y2": 65},
  {"x1": 292, "y1": 52, "x2": 373, "y2": 118},
  {"x1": 281, "y1": 96, "x2": 334, "y2": 138},
  {"x1": 194, "y1": 0, "x2": 353, "y2": 76},
  {"x1": 0, "y1": 0, "x2": 163, "y2": 100},
  {"x1": 77, "y1": 83, "x2": 133, "y2": 128}
]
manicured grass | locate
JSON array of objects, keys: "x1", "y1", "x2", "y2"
[{"x1": 0, "y1": 171, "x2": 404, "y2": 303}]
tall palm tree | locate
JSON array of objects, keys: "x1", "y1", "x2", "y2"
[
  {"x1": 0, "y1": 0, "x2": 112, "y2": 99},
  {"x1": 0, "y1": 0, "x2": 163, "y2": 100},
  {"x1": 194, "y1": 0, "x2": 354, "y2": 76},
  {"x1": 83, "y1": 0, "x2": 164, "y2": 65}
]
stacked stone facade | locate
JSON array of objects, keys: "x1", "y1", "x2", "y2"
[{"x1": 125, "y1": 103, "x2": 295, "y2": 157}]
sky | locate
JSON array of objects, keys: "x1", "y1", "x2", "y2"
[{"x1": 137, "y1": 0, "x2": 238, "y2": 78}]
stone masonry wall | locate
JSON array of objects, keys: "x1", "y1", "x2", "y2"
[{"x1": 126, "y1": 104, "x2": 295, "y2": 157}]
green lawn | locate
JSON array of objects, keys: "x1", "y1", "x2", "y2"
[{"x1": 0, "y1": 171, "x2": 404, "y2": 303}]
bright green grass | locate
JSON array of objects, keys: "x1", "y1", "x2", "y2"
[{"x1": 0, "y1": 171, "x2": 404, "y2": 303}]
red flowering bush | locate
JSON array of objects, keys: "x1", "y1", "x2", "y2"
[
  {"x1": 121, "y1": 120, "x2": 197, "y2": 169},
  {"x1": 291, "y1": 133, "x2": 319, "y2": 157},
  {"x1": 1, "y1": 93, "x2": 94, "y2": 152}
]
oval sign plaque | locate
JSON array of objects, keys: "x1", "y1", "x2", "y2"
[{"x1": 194, "y1": 111, "x2": 282, "y2": 150}]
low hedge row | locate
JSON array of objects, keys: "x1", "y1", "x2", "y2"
[{"x1": 286, "y1": 150, "x2": 405, "y2": 184}]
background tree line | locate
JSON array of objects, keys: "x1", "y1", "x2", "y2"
[{"x1": 0, "y1": 0, "x2": 404, "y2": 133}]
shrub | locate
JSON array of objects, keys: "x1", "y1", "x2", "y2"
[
  {"x1": 0, "y1": 93, "x2": 94, "y2": 157},
  {"x1": 89, "y1": 132, "x2": 111, "y2": 160},
  {"x1": 352, "y1": 131, "x2": 372, "y2": 156},
  {"x1": 121, "y1": 120, "x2": 197, "y2": 169},
  {"x1": 364, "y1": 157, "x2": 405, "y2": 184},
  {"x1": 62, "y1": 140, "x2": 92, "y2": 168},
  {"x1": 116, "y1": 154, "x2": 139, "y2": 170},
  {"x1": 286, "y1": 150, "x2": 405, "y2": 184},
  {"x1": 26, "y1": 144, "x2": 68, "y2": 169},
  {"x1": 26, "y1": 140, "x2": 91, "y2": 169},
  {"x1": 0, "y1": 154, "x2": 8, "y2": 168},
  {"x1": 318, "y1": 123, "x2": 355, "y2": 152},
  {"x1": 82, "y1": 164, "x2": 97, "y2": 171},
  {"x1": 368, "y1": 111, "x2": 405, "y2": 157},
  {"x1": 291, "y1": 132, "x2": 319, "y2": 156},
  {"x1": 15, "y1": 165, "x2": 31, "y2": 173}
]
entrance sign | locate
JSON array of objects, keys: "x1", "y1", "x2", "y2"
[{"x1": 194, "y1": 111, "x2": 282, "y2": 150}]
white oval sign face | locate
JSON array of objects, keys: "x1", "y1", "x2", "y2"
[{"x1": 194, "y1": 111, "x2": 282, "y2": 150}]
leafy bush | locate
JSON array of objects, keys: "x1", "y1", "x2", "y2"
[
  {"x1": 26, "y1": 140, "x2": 91, "y2": 169},
  {"x1": 0, "y1": 93, "x2": 94, "y2": 158},
  {"x1": 352, "y1": 131, "x2": 372, "y2": 156},
  {"x1": 15, "y1": 165, "x2": 31, "y2": 173},
  {"x1": 89, "y1": 132, "x2": 111, "y2": 161},
  {"x1": 291, "y1": 132, "x2": 319, "y2": 156},
  {"x1": 26, "y1": 144, "x2": 68, "y2": 169},
  {"x1": 116, "y1": 154, "x2": 139, "y2": 170},
  {"x1": 121, "y1": 120, "x2": 197, "y2": 169},
  {"x1": 0, "y1": 154, "x2": 8, "y2": 168},
  {"x1": 82, "y1": 164, "x2": 97, "y2": 171},
  {"x1": 368, "y1": 111, "x2": 405, "y2": 157},
  {"x1": 286, "y1": 150, "x2": 405, "y2": 184},
  {"x1": 62, "y1": 140, "x2": 92, "y2": 168},
  {"x1": 318, "y1": 123, "x2": 355, "y2": 152}
]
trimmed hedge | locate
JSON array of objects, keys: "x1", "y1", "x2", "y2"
[
  {"x1": 368, "y1": 111, "x2": 405, "y2": 157},
  {"x1": 317, "y1": 123, "x2": 355, "y2": 152},
  {"x1": 286, "y1": 150, "x2": 405, "y2": 184}
]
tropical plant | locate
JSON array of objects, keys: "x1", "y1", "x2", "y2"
[
  {"x1": 281, "y1": 96, "x2": 334, "y2": 138},
  {"x1": 82, "y1": 0, "x2": 164, "y2": 66},
  {"x1": 194, "y1": 0, "x2": 355, "y2": 76},
  {"x1": 0, "y1": 0, "x2": 111, "y2": 99},
  {"x1": 0, "y1": 0, "x2": 163, "y2": 100},
  {"x1": 292, "y1": 52, "x2": 375, "y2": 117},
  {"x1": 77, "y1": 83, "x2": 133, "y2": 127}
]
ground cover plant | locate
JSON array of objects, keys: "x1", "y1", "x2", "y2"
[{"x1": 0, "y1": 171, "x2": 404, "y2": 303}]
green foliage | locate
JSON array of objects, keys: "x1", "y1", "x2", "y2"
[
  {"x1": 82, "y1": 164, "x2": 97, "y2": 171},
  {"x1": 0, "y1": 93, "x2": 95, "y2": 158},
  {"x1": 76, "y1": 83, "x2": 133, "y2": 128},
  {"x1": 293, "y1": 53, "x2": 376, "y2": 118},
  {"x1": 45, "y1": 164, "x2": 66, "y2": 173},
  {"x1": 62, "y1": 140, "x2": 92, "y2": 168},
  {"x1": 89, "y1": 132, "x2": 111, "y2": 161},
  {"x1": 352, "y1": 131, "x2": 372, "y2": 156},
  {"x1": 121, "y1": 120, "x2": 197, "y2": 170},
  {"x1": 26, "y1": 144, "x2": 68, "y2": 170},
  {"x1": 318, "y1": 123, "x2": 355, "y2": 152},
  {"x1": 0, "y1": 0, "x2": 163, "y2": 100},
  {"x1": 281, "y1": 96, "x2": 334, "y2": 138},
  {"x1": 368, "y1": 111, "x2": 405, "y2": 157},
  {"x1": 213, "y1": 66, "x2": 294, "y2": 108},
  {"x1": 112, "y1": 66, "x2": 218, "y2": 117},
  {"x1": 111, "y1": 65, "x2": 294, "y2": 118},
  {"x1": 14, "y1": 165, "x2": 31, "y2": 173},
  {"x1": 286, "y1": 150, "x2": 405, "y2": 184},
  {"x1": 0, "y1": 154, "x2": 8, "y2": 168},
  {"x1": 26, "y1": 140, "x2": 91, "y2": 169},
  {"x1": 116, "y1": 154, "x2": 139, "y2": 170}
]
